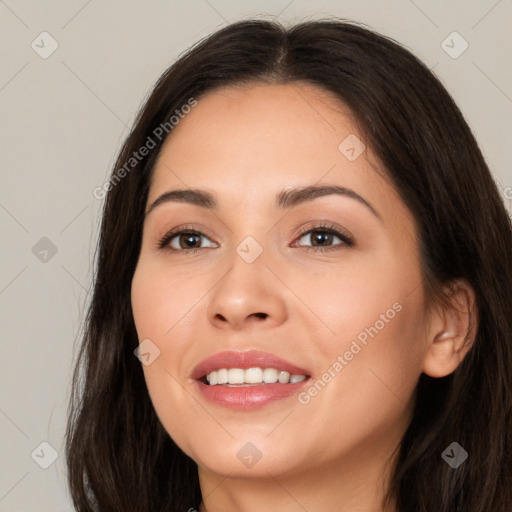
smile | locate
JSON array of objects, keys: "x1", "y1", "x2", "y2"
[
  {"x1": 192, "y1": 350, "x2": 312, "y2": 409},
  {"x1": 205, "y1": 367, "x2": 307, "y2": 385}
]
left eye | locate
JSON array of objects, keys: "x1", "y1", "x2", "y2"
[{"x1": 294, "y1": 229, "x2": 348, "y2": 249}]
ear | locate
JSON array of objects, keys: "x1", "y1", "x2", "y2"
[{"x1": 422, "y1": 278, "x2": 478, "y2": 378}]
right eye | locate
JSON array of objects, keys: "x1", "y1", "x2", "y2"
[{"x1": 158, "y1": 229, "x2": 218, "y2": 253}]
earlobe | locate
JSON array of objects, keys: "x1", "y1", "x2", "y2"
[{"x1": 422, "y1": 279, "x2": 478, "y2": 378}]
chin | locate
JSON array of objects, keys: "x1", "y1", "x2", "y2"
[{"x1": 184, "y1": 434, "x2": 305, "y2": 479}]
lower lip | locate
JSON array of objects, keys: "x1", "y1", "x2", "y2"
[{"x1": 195, "y1": 380, "x2": 310, "y2": 410}]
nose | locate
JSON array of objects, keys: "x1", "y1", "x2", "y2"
[{"x1": 206, "y1": 246, "x2": 288, "y2": 331}]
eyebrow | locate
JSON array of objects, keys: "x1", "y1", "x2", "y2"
[{"x1": 145, "y1": 185, "x2": 381, "y2": 221}]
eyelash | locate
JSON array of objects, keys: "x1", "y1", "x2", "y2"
[{"x1": 156, "y1": 222, "x2": 355, "y2": 254}]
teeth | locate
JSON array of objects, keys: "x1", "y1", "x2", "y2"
[
  {"x1": 262, "y1": 368, "x2": 278, "y2": 383},
  {"x1": 228, "y1": 368, "x2": 245, "y2": 384},
  {"x1": 278, "y1": 371, "x2": 291, "y2": 383},
  {"x1": 244, "y1": 367, "x2": 263, "y2": 384},
  {"x1": 205, "y1": 367, "x2": 307, "y2": 386},
  {"x1": 217, "y1": 368, "x2": 228, "y2": 384}
]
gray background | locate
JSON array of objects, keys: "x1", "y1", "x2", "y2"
[{"x1": 1, "y1": 0, "x2": 511, "y2": 510}]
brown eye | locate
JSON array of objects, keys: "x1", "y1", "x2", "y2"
[
  {"x1": 293, "y1": 225, "x2": 354, "y2": 252},
  {"x1": 300, "y1": 230, "x2": 339, "y2": 247},
  {"x1": 174, "y1": 233, "x2": 202, "y2": 249},
  {"x1": 158, "y1": 229, "x2": 218, "y2": 252}
]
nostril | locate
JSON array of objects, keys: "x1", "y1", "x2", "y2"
[{"x1": 252, "y1": 312, "x2": 267, "y2": 319}]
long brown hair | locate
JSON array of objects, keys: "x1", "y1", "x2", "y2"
[{"x1": 65, "y1": 18, "x2": 512, "y2": 511}]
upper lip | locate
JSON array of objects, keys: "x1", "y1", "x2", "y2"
[{"x1": 191, "y1": 350, "x2": 311, "y2": 380}]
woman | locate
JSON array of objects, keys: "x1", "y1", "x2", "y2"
[{"x1": 65, "y1": 18, "x2": 512, "y2": 511}]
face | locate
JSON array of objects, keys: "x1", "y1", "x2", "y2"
[{"x1": 131, "y1": 82, "x2": 430, "y2": 481}]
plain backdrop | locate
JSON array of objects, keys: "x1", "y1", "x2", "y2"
[{"x1": 1, "y1": 1, "x2": 511, "y2": 510}]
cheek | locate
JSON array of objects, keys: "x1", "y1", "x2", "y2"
[
  {"x1": 141, "y1": 362, "x2": 204, "y2": 454},
  {"x1": 294, "y1": 295, "x2": 426, "y2": 469},
  {"x1": 317, "y1": 234, "x2": 426, "y2": 361},
  {"x1": 131, "y1": 261, "x2": 205, "y2": 342},
  {"x1": 131, "y1": 263, "x2": 209, "y2": 457},
  {"x1": 310, "y1": 282, "x2": 426, "y2": 425},
  {"x1": 299, "y1": 244, "x2": 426, "y2": 416}
]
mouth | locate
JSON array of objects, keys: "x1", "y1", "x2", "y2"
[{"x1": 191, "y1": 350, "x2": 312, "y2": 409}]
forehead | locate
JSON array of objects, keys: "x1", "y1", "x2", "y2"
[
  {"x1": 153, "y1": 82, "x2": 356, "y2": 172},
  {"x1": 147, "y1": 82, "x2": 403, "y2": 221}
]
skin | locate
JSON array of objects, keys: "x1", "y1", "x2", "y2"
[{"x1": 130, "y1": 82, "x2": 477, "y2": 512}]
